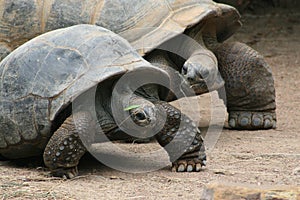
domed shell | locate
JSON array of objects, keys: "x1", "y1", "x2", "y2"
[
  {"x1": 0, "y1": 24, "x2": 169, "y2": 158},
  {"x1": 0, "y1": 0, "x2": 240, "y2": 59}
]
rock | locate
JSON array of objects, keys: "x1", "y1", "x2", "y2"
[
  {"x1": 201, "y1": 183, "x2": 300, "y2": 200},
  {"x1": 170, "y1": 91, "x2": 227, "y2": 128}
]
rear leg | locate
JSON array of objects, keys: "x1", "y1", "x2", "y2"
[
  {"x1": 43, "y1": 112, "x2": 95, "y2": 178},
  {"x1": 215, "y1": 42, "x2": 276, "y2": 129}
]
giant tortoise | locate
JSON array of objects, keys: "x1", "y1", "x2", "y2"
[
  {"x1": 0, "y1": 0, "x2": 276, "y2": 130},
  {"x1": 0, "y1": 25, "x2": 206, "y2": 178}
]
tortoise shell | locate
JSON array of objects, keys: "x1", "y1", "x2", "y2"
[
  {"x1": 0, "y1": 24, "x2": 169, "y2": 158},
  {"x1": 0, "y1": 0, "x2": 241, "y2": 59}
]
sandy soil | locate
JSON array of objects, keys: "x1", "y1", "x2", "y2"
[{"x1": 1, "y1": 6, "x2": 299, "y2": 200}]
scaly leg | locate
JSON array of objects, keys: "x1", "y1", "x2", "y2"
[
  {"x1": 43, "y1": 112, "x2": 95, "y2": 178},
  {"x1": 215, "y1": 42, "x2": 276, "y2": 129}
]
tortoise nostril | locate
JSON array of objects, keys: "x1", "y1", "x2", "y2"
[{"x1": 182, "y1": 65, "x2": 188, "y2": 75}]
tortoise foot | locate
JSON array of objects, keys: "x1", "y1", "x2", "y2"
[
  {"x1": 50, "y1": 167, "x2": 78, "y2": 179},
  {"x1": 43, "y1": 112, "x2": 92, "y2": 179},
  {"x1": 172, "y1": 156, "x2": 206, "y2": 172},
  {"x1": 228, "y1": 111, "x2": 276, "y2": 130}
]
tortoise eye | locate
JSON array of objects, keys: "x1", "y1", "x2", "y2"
[{"x1": 136, "y1": 112, "x2": 146, "y2": 121}]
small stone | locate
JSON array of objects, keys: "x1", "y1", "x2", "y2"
[
  {"x1": 293, "y1": 167, "x2": 300, "y2": 175},
  {"x1": 214, "y1": 170, "x2": 226, "y2": 175},
  {"x1": 59, "y1": 146, "x2": 65, "y2": 151},
  {"x1": 273, "y1": 169, "x2": 279, "y2": 172},
  {"x1": 205, "y1": 183, "x2": 300, "y2": 200}
]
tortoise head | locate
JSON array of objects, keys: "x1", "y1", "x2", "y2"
[
  {"x1": 126, "y1": 99, "x2": 165, "y2": 128},
  {"x1": 121, "y1": 98, "x2": 166, "y2": 139},
  {"x1": 129, "y1": 104, "x2": 155, "y2": 127}
]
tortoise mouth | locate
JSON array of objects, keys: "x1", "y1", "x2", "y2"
[
  {"x1": 190, "y1": 81, "x2": 209, "y2": 95},
  {"x1": 190, "y1": 75, "x2": 225, "y2": 95}
]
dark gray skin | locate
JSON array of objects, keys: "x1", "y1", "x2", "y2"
[
  {"x1": 0, "y1": 25, "x2": 205, "y2": 178},
  {"x1": 0, "y1": 0, "x2": 276, "y2": 131},
  {"x1": 185, "y1": 24, "x2": 276, "y2": 129},
  {"x1": 147, "y1": 18, "x2": 276, "y2": 129}
]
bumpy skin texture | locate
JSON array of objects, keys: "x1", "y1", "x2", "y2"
[
  {"x1": 214, "y1": 42, "x2": 276, "y2": 129},
  {"x1": 155, "y1": 102, "x2": 206, "y2": 172},
  {"x1": 44, "y1": 104, "x2": 206, "y2": 177},
  {"x1": 43, "y1": 112, "x2": 95, "y2": 178}
]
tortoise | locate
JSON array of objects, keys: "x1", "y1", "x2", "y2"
[
  {"x1": 0, "y1": 24, "x2": 206, "y2": 178},
  {"x1": 0, "y1": 0, "x2": 276, "y2": 130}
]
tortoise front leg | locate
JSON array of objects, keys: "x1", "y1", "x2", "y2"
[
  {"x1": 43, "y1": 112, "x2": 95, "y2": 178},
  {"x1": 215, "y1": 42, "x2": 276, "y2": 129},
  {"x1": 155, "y1": 102, "x2": 206, "y2": 172}
]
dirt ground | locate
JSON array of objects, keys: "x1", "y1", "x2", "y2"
[{"x1": 1, "y1": 6, "x2": 299, "y2": 200}]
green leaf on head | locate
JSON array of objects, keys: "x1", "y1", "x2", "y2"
[{"x1": 124, "y1": 105, "x2": 141, "y2": 111}]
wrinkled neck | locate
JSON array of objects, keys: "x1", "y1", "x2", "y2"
[
  {"x1": 201, "y1": 22, "x2": 221, "y2": 51},
  {"x1": 203, "y1": 35, "x2": 220, "y2": 51},
  {"x1": 134, "y1": 85, "x2": 160, "y2": 102}
]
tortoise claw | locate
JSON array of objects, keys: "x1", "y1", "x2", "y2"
[
  {"x1": 50, "y1": 167, "x2": 78, "y2": 179},
  {"x1": 228, "y1": 111, "x2": 276, "y2": 130},
  {"x1": 172, "y1": 159, "x2": 205, "y2": 172}
]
